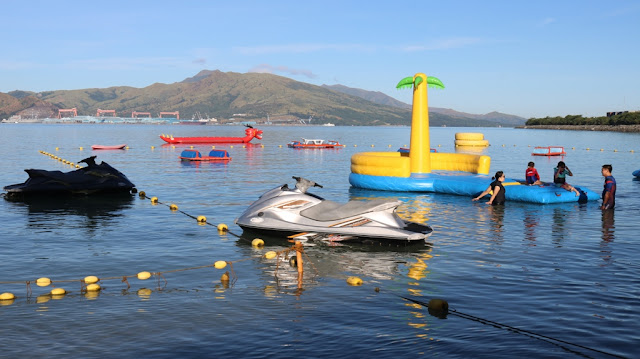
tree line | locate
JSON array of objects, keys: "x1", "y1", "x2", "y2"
[{"x1": 526, "y1": 112, "x2": 640, "y2": 126}]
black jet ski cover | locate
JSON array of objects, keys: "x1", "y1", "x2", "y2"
[{"x1": 3, "y1": 156, "x2": 136, "y2": 198}]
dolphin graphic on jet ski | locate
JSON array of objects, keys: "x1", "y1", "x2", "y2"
[
  {"x1": 3, "y1": 156, "x2": 136, "y2": 200},
  {"x1": 235, "y1": 176, "x2": 433, "y2": 246}
]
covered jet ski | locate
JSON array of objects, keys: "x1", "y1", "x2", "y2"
[
  {"x1": 235, "y1": 176, "x2": 432, "y2": 245},
  {"x1": 3, "y1": 156, "x2": 136, "y2": 200}
]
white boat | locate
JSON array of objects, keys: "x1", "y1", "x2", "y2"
[{"x1": 323, "y1": 123, "x2": 335, "y2": 126}]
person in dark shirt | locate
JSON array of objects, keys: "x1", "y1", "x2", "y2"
[
  {"x1": 473, "y1": 171, "x2": 506, "y2": 205},
  {"x1": 601, "y1": 164, "x2": 616, "y2": 210}
]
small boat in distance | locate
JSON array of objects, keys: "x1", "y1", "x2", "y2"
[
  {"x1": 160, "y1": 125, "x2": 263, "y2": 144},
  {"x1": 287, "y1": 138, "x2": 343, "y2": 149},
  {"x1": 179, "y1": 149, "x2": 231, "y2": 161},
  {"x1": 91, "y1": 144, "x2": 127, "y2": 150},
  {"x1": 532, "y1": 146, "x2": 566, "y2": 156}
]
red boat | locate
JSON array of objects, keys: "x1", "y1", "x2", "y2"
[
  {"x1": 92, "y1": 144, "x2": 127, "y2": 150},
  {"x1": 532, "y1": 146, "x2": 566, "y2": 156},
  {"x1": 179, "y1": 149, "x2": 231, "y2": 161},
  {"x1": 160, "y1": 126, "x2": 263, "y2": 144},
  {"x1": 287, "y1": 138, "x2": 343, "y2": 149}
]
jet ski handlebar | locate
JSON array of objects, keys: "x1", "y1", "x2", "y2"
[{"x1": 292, "y1": 176, "x2": 323, "y2": 193}]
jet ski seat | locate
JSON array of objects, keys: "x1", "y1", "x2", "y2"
[{"x1": 300, "y1": 199, "x2": 402, "y2": 221}]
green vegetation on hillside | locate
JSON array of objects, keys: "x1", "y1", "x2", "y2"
[{"x1": 526, "y1": 112, "x2": 640, "y2": 126}]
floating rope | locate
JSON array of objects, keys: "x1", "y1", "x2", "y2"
[
  {"x1": 137, "y1": 191, "x2": 242, "y2": 238},
  {"x1": 399, "y1": 295, "x2": 625, "y2": 359}
]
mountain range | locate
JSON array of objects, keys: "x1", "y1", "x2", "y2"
[{"x1": 1, "y1": 70, "x2": 526, "y2": 127}]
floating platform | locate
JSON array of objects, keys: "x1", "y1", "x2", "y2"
[{"x1": 349, "y1": 171, "x2": 600, "y2": 204}]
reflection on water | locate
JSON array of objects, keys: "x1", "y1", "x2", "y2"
[
  {"x1": 4, "y1": 194, "x2": 134, "y2": 231},
  {"x1": 523, "y1": 210, "x2": 539, "y2": 244},
  {"x1": 600, "y1": 209, "x2": 615, "y2": 266},
  {"x1": 601, "y1": 209, "x2": 615, "y2": 242},
  {"x1": 487, "y1": 205, "x2": 505, "y2": 244}
]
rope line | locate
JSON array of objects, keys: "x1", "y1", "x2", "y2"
[
  {"x1": 137, "y1": 192, "x2": 242, "y2": 238},
  {"x1": 399, "y1": 295, "x2": 626, "y2": 359}
]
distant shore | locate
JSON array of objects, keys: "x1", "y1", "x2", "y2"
[{"x1": 518, "y1": 124, "x2": 640, "y2": 133}]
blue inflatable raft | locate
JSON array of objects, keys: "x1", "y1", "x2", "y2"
[{"x1": 349, "y1": 171, "x2": 600, "y2": 204}]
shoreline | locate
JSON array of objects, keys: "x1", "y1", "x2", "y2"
[{"x1": 518, "y1": 124, "x2": 640, "y2": 133}]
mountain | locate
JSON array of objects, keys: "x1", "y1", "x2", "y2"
[
  {"x1": 0, "y1": 92, "x2": 58, "y2": 120},
  {"x1": 322, "y1": 84, "x2": 527, "y2": 126},
  {"x1": 1, "y1": 70, "x2": 524, "y2": 126}
]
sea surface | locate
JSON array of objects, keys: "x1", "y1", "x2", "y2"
[{"x1": 1, "y1": 124, "x2": 638, "y2": 358}]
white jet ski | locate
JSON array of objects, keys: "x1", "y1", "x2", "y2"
[{"x1": 235, "y1": 176, "x2": 432, "y2": 245}]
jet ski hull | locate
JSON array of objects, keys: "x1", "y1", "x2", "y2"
[
  {"x1": 235, "y1": 177, "x2": 433, "y2": 246},
  {"x1": 3, "y1": 157, "x2": 135, "y2": 200}
]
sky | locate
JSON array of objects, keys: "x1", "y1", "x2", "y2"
[{"x1": 1, "y1": 1, "x2": 639, "y2": 119}]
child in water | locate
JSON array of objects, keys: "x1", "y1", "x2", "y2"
[
  {"x1": 473, "y1": 171, "x2": 506, "y2": 205},
  {"x1": 525, "y1": 161, "x2": 543, "y2": 185},
  {"x1": 554, "y1": 161, "x2": 580, "y2": 196}
]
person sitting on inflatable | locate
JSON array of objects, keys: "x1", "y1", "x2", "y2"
[
  {"x1": 554, "y1": 161, "x2": 580, "y2": 196},
  {"x1": 525, "y1": 161, "x2": 543, "y2": 185}
]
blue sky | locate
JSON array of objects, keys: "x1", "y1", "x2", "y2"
[{"x1": 1, "y1": 1, "x2": 639, "y2": 118}]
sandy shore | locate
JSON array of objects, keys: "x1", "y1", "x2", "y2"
[{"x1": 519, "y1": 125, "x2": 640, "y2": 133}]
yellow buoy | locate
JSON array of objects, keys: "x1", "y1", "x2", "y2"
[
  {"x1": 252, "y1": 238, "x2": 264, "y2": 247},
  {"x1": 211, "y1": 145, "x2": 215, "y2": 149},
  {"x1": 137, "y1": 271, "x2": 152, "y2": 280},
  {"x1": 264, "y1": 251, "x2": 277, "y2": 259},
  {"x1": 86, "y1": 283, "x2": 101, "y2": 292},
  {"x1": 50, "y1": 288, "x2": 66, "y2": 295},
  {"x1": 150, "y1": 197, "x2": 158, "y2": 203},
  {"x1": 217, "y1": 223, "x2": 228, "y2": 232},
  {"x1": 36, "y1": 277, "x2": 52, "y2": 287},
  {"x1": 169, "y1": 204, "x2": 178, "y2": 211},
  {"x1": 197, "y1": 215, "x2": 207, "y2": 223},
  {"x1": 0, "y1": 292, "x2": 16, "y2": 300},
  {"x1": 190, "y1": 145, "x2": 194, "y2": 149},
  {"x1": 55, "y1": 147, "x2": 59, "y2": 151},
  {"x1": 151, "y1": 146, "x2": 155, "y2": 149},
  {"x1": 84, "y1": 275, "x2": 99, "y2": 284},
  {"x1": 278, "y1": 145, "x2": 282, "y2": 148},
  {"x1": 138, "y1": 191, "x2": 146, "y2": 198},
  {"x1": 346, "y1": 276, "x2": 363, "y2": 286},
  {"x1": 79, "y1": 147, "x2": 83, "y2": 150},
  {"x1": 214, "y1": 261, "x2": 227, "y2": 269}
]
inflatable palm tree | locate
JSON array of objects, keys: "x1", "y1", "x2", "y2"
[{"x1": 396, "y1": 73, "x2": 445, "y2": 174}]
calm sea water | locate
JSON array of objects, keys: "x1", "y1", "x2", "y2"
[{"x1": 1, "y1": 124, "x2": 638, "y2": 358}]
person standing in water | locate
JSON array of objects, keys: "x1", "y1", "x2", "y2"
[
  {"x1": 601, "y1": 164, "x2": 616, "y2": 210},
  {"x1": 554, "y1": 161, "x2": 580, "y2": 196},
  {"x1": 473, "y1": 171, "x2": 506, "y2": 205}
]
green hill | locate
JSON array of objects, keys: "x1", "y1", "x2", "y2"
[{"x1": 2, "y1": 70, "x2": 521, "y2": 126}]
